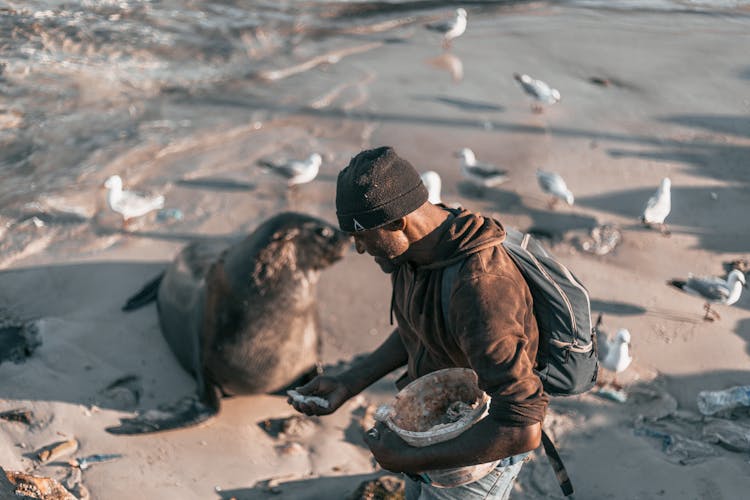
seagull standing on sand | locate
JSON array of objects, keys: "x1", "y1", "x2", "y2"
[
  {"x1": 536, "y1": 169, "x2": 574, "y2": 208},
  {"x1": 513, "y1": 73, "x2": 561, "y2": 113},
  {"x1": 641, "y1": 177, "x2": 671, "y2": 235},
  {"x1": 455, "y1": 148, "x2": 509, "y2": 196},
  {"x1": 668, "y1": 269, "x2": 746, "y2": 321},
  {"x1": 595, "y1": 315, "x2": 633, "y2": 390},
  {"x1": 257, "y1": 152, "x2": 322, "y2": 187},
  {"x1": 420, "y1": 171, "x2": 442, "y2": 205},
  {"x1": 104, "y1": 175, "x2": 165, "y2": 228},
  {"x1": 425, "y1": 8, "x2": 467, "y2": 49}
]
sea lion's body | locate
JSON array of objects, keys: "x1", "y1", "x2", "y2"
[{"x1": 109, "y1": 212, "x2": 349, "y2": 434}]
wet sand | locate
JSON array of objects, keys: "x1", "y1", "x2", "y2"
[{"x1": 1, "y1": 3, "x2": 749, "y2": 499}]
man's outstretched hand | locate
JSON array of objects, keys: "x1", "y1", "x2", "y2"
[{"x1": 287, "y1": 375, "x2": 351, "y2": 416}]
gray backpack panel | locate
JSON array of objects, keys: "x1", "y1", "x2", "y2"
[{"x1": 441, "y1": 226, "x2": 598, "y2": 397}]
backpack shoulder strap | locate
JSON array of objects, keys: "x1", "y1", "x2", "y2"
[{"x1": 541, "y1": 430, "x2": 574, "y2": 496}]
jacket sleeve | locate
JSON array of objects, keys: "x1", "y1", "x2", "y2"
[{"x1": 448, "y1": 272, "x2": 548, "y2": 426}]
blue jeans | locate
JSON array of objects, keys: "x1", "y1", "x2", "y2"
[{"x1": 404, "y1": 453, "x2": 529, "y2": 500}]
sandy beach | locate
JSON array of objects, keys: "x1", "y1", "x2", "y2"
[{"x1": 1, "y1": 1, "x2": 750, "y2": 498}]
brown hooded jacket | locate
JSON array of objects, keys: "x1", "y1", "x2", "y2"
[{"x1": 391, "y1": 207, "x2": 549, "y2": 426}]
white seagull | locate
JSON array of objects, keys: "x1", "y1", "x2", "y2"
[
  {"x1": 536, "y1": 169, "x2": 574, "y2": 208},
  {"x1": 513, "y1": 73, "x2": 561, "y2": 113},
  {"x1": 258, "y1": 153, "x2": 322, "y2": 187},
  {"x1": 668, "y1": 269, "x2": 746, "y2": 321},
  {"x1": 455, "y1": 148, "x2": 509, "y2": 195},
  {"x1": 641, "y1": 177, "x2": 671, "y2": 235},
  {"x1": 596, "y1": 315, "x2": 633, "y2": 390},
  {"x1": 420, "y1": 170, "x2": 442, "y2": 205},
  {"x1": 425, "y1": 8, "x2": 467, "y2": 49},
  {"x1": 104, "y1": 175, "x2": 165, "y2": 227}
]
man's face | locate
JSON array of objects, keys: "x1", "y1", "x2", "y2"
[{"x1": 351, "y1": 225, "x2": 409, "y2": 274}]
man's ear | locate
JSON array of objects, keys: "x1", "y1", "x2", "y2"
[{"x1": 384, "y1": 218, "x2": 406, "y2": 232}]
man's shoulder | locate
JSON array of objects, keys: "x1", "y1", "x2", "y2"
[{"x1": 456, "y1": 244, "x2": 517, "y2": 279}]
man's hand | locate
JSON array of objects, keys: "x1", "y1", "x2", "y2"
[
  {"x1": 363, "y1": 421, "x2": 420, "y2": 473},
  {"x1": 287, "y1": 375, "x2": 351, "y2": 416}
]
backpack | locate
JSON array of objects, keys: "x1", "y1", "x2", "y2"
[{"x1": 440, "y1": 226, "x2": 599, "y2": 497}]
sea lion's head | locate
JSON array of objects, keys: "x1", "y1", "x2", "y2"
[
  {"x1": 284, "y1": 213, "x2": 351, "y2": 270},
  {"x1": 252, "y1": 212, "x2": 350, "y2": 287}
]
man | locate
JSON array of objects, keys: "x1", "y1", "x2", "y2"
[{"x1": 288, "y1": 146, "x2": 548, "y2": 499}]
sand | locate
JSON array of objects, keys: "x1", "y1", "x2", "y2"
[{"x1": 1, "y1": 3, "x2": 749, "y2": 499}]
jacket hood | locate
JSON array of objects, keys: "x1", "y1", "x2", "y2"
[{"x1": 418, "y1": 207, "x2": 506, "y2": 270}]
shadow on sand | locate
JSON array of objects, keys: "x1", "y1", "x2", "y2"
[
  {"x1": 659, "y1": 114, "x2": 750, "y2": 139},
  {"x1": 205, "y1": 100, "x2": 749, "y2": 253},
  {"x1": 590, "y1": 299, "x2": 647, "y2": 317},
  {"x1": 735, "y1": 318, "x2": 750, "y2": 357},
  {"x1": 0, "y1": 261, "x2": 193, "y2": 412},
  {"x1": 481, "y1": 187, "x2": 599, "y2": 240},
  {"x1": 176, "y1": 177, "x2": 257, "y2": 192},
  {"x1": 413, "y1": 94, "x2": 505, "y2": 113},
  {"x1": 92, "y1": 222, "x2": 243, "y2": 245},
  {"x1": 576, "y1": 185, "x2": 750, "y2": 252},
  {"x1": 0, "y1": 257, "x2": 395, "y2": 417},
  {"x1": 216, "y1": 471, "x2": 387, "y2": 500}
]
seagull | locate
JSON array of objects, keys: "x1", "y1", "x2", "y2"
[
  {"x1": 257, "y1": 153, "x2": 322, "y2": 187},
  {"x1": 420, "y1": 171, "x2": 442, "y2": 204},
  {"x1": 641, "y1": 177, "x2": 671, "y2": 235},
  {"x1": 104, "y1": 175, "x2": 165, "y2": 227},
  {"x1": 536, "y1": 169, "x2": 574, "y2": 208},
  {"x1": 668, "y1": 269, "x2": 746, "y2": 321},
  {"x1": 595, "y1": 315, "x2": 633, "y2": 390},
  {"x1": 425, "y1": 8, "x2": 467, "y2": 49},
  {"x1": 513, "y1": 73, "x2": 561, "y2": 113},
  {"x1": 455, "y1": 148, "x2": 509, "y2": 196}
]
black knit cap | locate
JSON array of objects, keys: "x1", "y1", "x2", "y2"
[{"x1": 336, "y1": 146, "x2": 428, "y2": 232}]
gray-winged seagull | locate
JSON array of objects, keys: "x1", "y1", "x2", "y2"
[
  {"x1": 258, "y1": 153, "x2": 322, "y2": 187},
  {"x1": 104, "y1": 175, "x2": 165, "y2": 228},
  {"x1": 425, "y1": 8, "x2": 467, "y2": 49},
  {"x1": 420, "y1": 170, "x2": 442, "y2": 205},
  {"x1": 513, "y1": 73, "x2": 561, "y2": 113},
  {"x1": 599, "y1": 328, "x2": 633, "y2": 374},
  {"x1": 536, "y1": 169, "x2": 574, "y2": 208},
  {"x1": 596, "y1": 316, "x2": 633, "y2": 390},
  {"x1": 455, "y1": 148, "x2": 509, "y2": 197},
  {"x1": 668, "y1": 269, "x2": 746, "y2": 321}
]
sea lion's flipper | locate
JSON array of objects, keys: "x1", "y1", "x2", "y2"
[
  {"x1": 122, "y1": 272, "x2": 165, "y2": 311},
  {"x1": 105, "y1": 383, "x2": 220, "y2": 435}
]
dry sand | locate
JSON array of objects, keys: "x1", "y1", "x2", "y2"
[{"x1": 1, "y1": 3, "x2": 749, "y2": 499}]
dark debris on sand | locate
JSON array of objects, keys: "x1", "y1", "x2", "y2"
[
  {"x1": 348, "y1": 475, "x2": 405, "y2": 500},
  {"x1": 0, "y1": 315, "x2": 41, "y2": 365},
  {"x1": 0, "y1": 408, "x2": 36, "y2": 426}
]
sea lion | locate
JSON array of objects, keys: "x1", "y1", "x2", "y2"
[{"x1": 107, "y1": 212, "x2": 350, "y2": 434}]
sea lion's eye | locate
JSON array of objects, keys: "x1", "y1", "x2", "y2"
[{"x1": 318, "y1": 227, "x2": 333, "y2": 238}]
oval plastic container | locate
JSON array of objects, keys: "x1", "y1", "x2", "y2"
[{"x1": 375, "y1": 368, "x2": 499, "y2": 488}]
